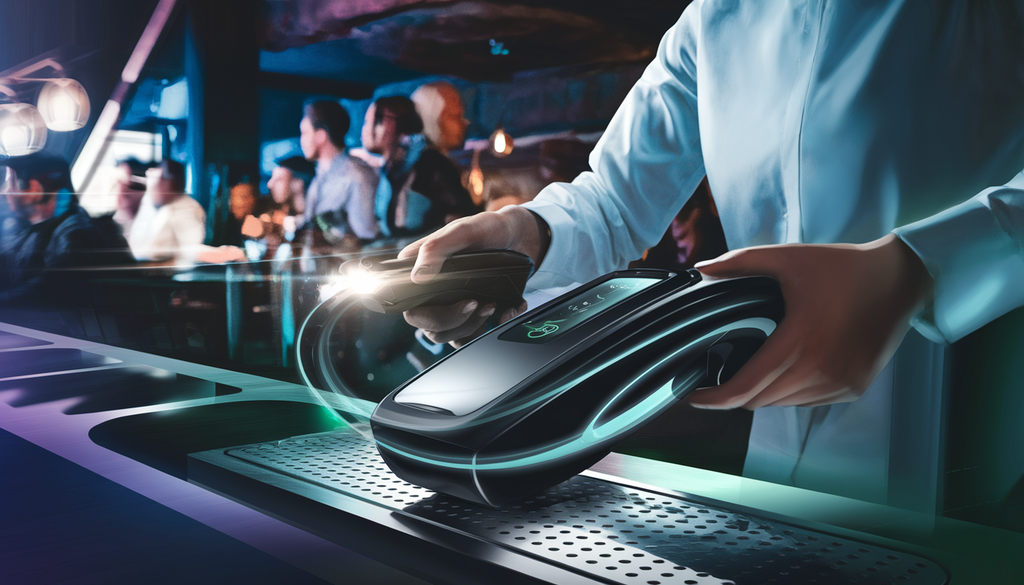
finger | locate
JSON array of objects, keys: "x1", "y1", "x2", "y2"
[
  {"x1": 422, "y1": 304, "x2": 496, "y2": 345},
  {"x1": 408, "y1": 220, "x2": 479, "y2": 283},
  {"x1": 449, "y1": 319, "x2": 492, "y2": 349},
  {"x1": 762, "y1": 383, "x2": 857, "y2": 408},
  {"x1": 694, "y1": 246, "x2": 784, "y2": 280},
  {"x1": 736, "y1": 364, "x2": 824, "y2": 410},
  {"x1": 404, "y1": 299, "x2": 479, "y2": 332},
  {"x1": 398, "y1": 235, "x2": 430, "y2": 260},
  {"x1": 403, "y1": 214, "x2": 511, "y2": 283},
  {"x1": 499, "y1": 300, "x2": 529, "y2": 325},
  {"x1": 793, "y1": 392, "x2": 860, "y2": 408},
  {"x1": 685, "y1": 323, "x2": 801, "y2": 409}
]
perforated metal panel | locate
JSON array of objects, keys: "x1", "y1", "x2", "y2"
[{"x1": 225, "y1": 431, "x2": 947, "y2": 585}]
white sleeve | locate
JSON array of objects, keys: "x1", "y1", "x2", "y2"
[
  {"x1": 895, "y1": 169, "x2": 1024, "y2": 343},
  {"x1": 173, "y1": 196, "x2": 208, "y2": 248},
  {"x1": 522, "y1": 3, "x2": 706, "y2": 289},
  {"x1": 170, "y1": 196, "x2": 208, "y2": 263}
]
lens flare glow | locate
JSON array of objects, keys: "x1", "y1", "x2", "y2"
[{"x1": 318, "y1": 267, "x2": 382, "y2": 302}]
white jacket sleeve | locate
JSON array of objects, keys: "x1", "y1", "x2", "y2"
[
  {"x1": 895, "y1": 169, "x2": 1024, "y2": 344},
  {"x1": 522, "y1": 4, "x2": 706, "y2": 289}
]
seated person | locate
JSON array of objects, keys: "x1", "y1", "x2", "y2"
[
  {"x1": 363, "y1": 95, "x2": 477, "y2": 237},
  {"x1": 410, "y1": 81, "x2": 469, "y2": 155},
  {"x1": 128, "y1": 159, "x2": 244, "y2": 264},
  {"x1": 110, "y1": 157, "x2": 149, "y2": 237},
  {"x1": 0, "y1": 153, "x2": 133, "y2": 307},
  {"x1": 410, "y1": 82, "x2": 480, "y2": 222},
  {"x1": 240, "y1": 156, "x2": 313, "y2": 258},
  {"x1": 224, "y1": 181, "x2": 260, "y2": 247},
  {"x1": 298, "y1": 100, "x2": 379, "y2": 252}
]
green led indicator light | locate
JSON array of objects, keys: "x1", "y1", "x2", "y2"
[{"x1": 525, "y1": 319, "x2": 564, "y2": 338}]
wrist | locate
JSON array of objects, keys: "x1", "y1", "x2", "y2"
[
  {"x1": 497, "y1": 205, "x2": 550, "y2": 269},
  {"x1": 870, "y1": 234, "x2": 935, "y2": 315}
]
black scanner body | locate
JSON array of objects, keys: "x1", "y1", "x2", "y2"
[
  {"x1": 347, "y1": 249, "x2": 532, "y2": 314},
  {"x1": 370, "y1": 268, "x2": 784, "y2": 508},
  {"x1": 297, "y1": 249, "x2": 533, "y2": 397}
]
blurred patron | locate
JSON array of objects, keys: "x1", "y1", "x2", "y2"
[
  {"x1": 110, "y1": 158, "x2": 149, "y2": 237},
  {"x1": 364, "y1": 95, "x2": 477, "y2": 236},
  {"x1": 223, "y1": 181, "x2": 259, "y2": 247},
  {"x1": 128, "y1": 159, "x2": 244, "y2": 264},
  {"x1": 240, "y1": 156, "x2": 313, "y2": 259},
  {"x1": 298, "y1": 100, "x2": 379, "y2": 251},
  {"x1": 0, "y1": 154, "x2": 133, "y2": 306},
  {"x1": 411, "y1": 82, "x2": 469, "y2": 154},
  {"x1": 410, "y1": 84, "x2": 476, "y2": 217}
]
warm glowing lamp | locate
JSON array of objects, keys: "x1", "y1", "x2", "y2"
[
  {"x1": 37, "y1": 78, "x2": 91, "y2": 131},
  {"x1": 468, "y1": 148, "x2": 484, "y2": 205},
  {"x1": 490, "y1": 126, "x2": 513, "y2": 157},
  {"x1": 0, "y1": 103, "x2": 48, "y2": 157}
]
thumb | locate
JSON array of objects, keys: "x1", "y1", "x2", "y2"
[{"x1": 695, "y1": 247, "x2": 780, "y2": 280}]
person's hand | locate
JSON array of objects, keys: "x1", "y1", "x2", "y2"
[
  {"x1": 240, "y1": 215, "x2": 265, "y2": 239},
  {"x1": 403, "y1": 297, "x2": 529, "y2": 347},
  {"x1": 399, "y1": 206, "x2": 548, "y2": 347},
  {"x1": 687, "y1": 234, "x2": 933, "y2": 409},
  {"x1": 195, "y1": 245, "x2": 248, "y2": 264}
]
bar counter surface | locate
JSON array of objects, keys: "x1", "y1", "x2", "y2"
[{"x1": 0, "y1": 321, "x2": 1019, "y2": 584}]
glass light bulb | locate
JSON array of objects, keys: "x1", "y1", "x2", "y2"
[
  {"x1": 38, "y1": 78, "x2": 90, "y2": 131},
  {"x1": 0, "y1": 103, "x2": 47, "y2": 157}
]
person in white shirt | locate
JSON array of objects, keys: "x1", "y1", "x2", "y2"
[
  {"x1": 129, "y1": 159, "x2": 245, "y2": 264},
  {"x1": 393, "y1": 0, "x2": 1024, "y2": 508}
]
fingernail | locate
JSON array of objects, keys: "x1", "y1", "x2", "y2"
[
  {"x1": 693, "y1": 259, "x2": 714, "y2": 268},
  {"x1": 462, "y1": 301, "x2": 478, "y2": 314},
  {"x1": 481, "y1": 305, "x2": 496, "y2": 317},
  {"x1": 413, "y1": 265, "x2": 433, "y2": 279}
]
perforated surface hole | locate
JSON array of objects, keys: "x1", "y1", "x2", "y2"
[{"x1": 227, "y1": 431, "x2": 946, "y2": 585}]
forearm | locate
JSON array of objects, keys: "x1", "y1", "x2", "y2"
[
  {"x1": 521, "y1": 8, "x2": 705, "y2": 287},
  {"x1": 496, "y1": 205, "x2": 550, "y2": 270}
]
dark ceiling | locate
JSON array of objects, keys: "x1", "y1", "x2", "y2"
[{"x1": 259, "y1": 0, "x2": 691, "y2": 83}]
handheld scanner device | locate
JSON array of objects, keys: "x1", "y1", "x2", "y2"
[
  {"x1": 297, "y1": 249, "x2": 533, "y2": 397},
  {"x1": 341, "y1": 249, "x2": 533, "y2": 315},
  {"x1": 370, "y1": 269, "x2": 784, "y2": 507}
]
